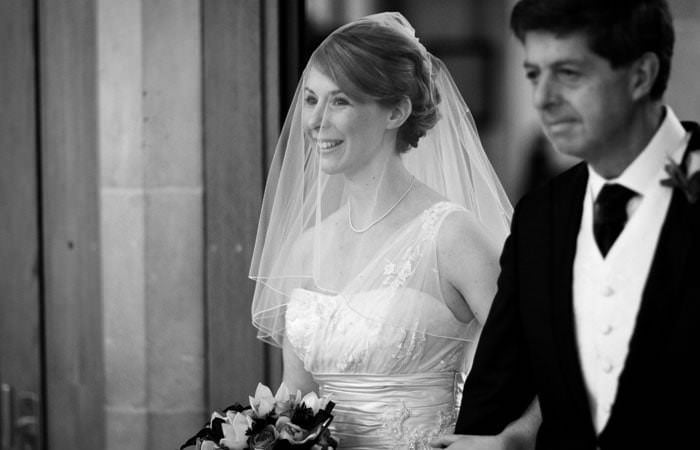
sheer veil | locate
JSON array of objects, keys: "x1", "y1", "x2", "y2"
[{"x1": 250, "y1": 12, "x2": 512, "y2": 347}]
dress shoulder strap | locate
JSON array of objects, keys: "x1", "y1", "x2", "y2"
[
  {"x1": 379, "y1": 201, "x2": 465, "y2": 292},
  {"x1": 419, "y1": 201, "x2": 467, "y2": 241}
]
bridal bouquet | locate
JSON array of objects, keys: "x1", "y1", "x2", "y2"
[{"x1": 180, "y1": 383, "x2": 337, "y2": 450}]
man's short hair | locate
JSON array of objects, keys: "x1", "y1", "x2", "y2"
[{"x1": 511, "y1": 0, "x2": 675, "y2": 100}]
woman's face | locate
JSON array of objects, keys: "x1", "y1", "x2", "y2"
[{"x1": 302, "y1": 67, "x2": 395, "y2": 176}]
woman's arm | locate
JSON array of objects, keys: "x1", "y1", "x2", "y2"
[
  {"x1": 434, "y1": 211, "x2": 541, "y2": 448},
  {"x1": 437, "y1": 210, "x2": 501, "y2": 325},
  {"x1": 430, "y1": 398, "x2": 541, "y2": 449},
  {"x1": 282, "y1": 338, "x2": 318, "y2": 395}
]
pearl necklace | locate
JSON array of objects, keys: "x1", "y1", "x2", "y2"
[{"x1": 347, "y1": 177, "x2": 415, "y2": 233}]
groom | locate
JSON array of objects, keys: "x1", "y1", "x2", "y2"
[{"x1": 440, "y1": 0, "x2": 700, "y2": 448}]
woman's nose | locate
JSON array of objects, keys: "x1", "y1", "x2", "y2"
[
  {"x1": 306, "y1": 104, "x2": 323, "y2": 130},
  {"x1": 306, "y1": 101, "x2": 330, "y2": 131}
]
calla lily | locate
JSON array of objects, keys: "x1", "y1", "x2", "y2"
[
  {"x1": 300, "y1": 391, "x2": 329, "y2": 415},
  {"x1": 249, "y1": 383, "x2": 276, "y2": 417},
  {"x1": 209, "y1": 411, "x2": 225, "y2": 426},
  {"x1": 689, "y1": 151, "x2": 700, "y2": 174},
  {"x1": 199, "y1": 440, "x2": 220, "y2": 450},
  {"x1": 273, "y1": 383, "x2": 304, "y2": 415},
  {"x1": 220, "y1": 411, "x2": 252, "y2": 450},
  {"x1": 274, "y1": 382, "x2": 292, "y2": 411},
  {"x1": 274, "y1": 382, "x2": 290, "y2": 402}
]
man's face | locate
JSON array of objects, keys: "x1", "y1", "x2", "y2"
[{"x1": 523, "y1": 31, "x2": 636, "y2": 164}]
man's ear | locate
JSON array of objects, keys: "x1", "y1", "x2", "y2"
[
  {"x1": 630, "y1": 52, "x2": 660, "y2": 100},
  {"x1": 386, "y1": 97, "x2": 412, "y2": 130}
]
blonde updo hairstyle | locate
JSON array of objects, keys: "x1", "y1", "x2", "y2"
[{"x1": 308, "y1": 19, "x2": 441, "y2": 153}]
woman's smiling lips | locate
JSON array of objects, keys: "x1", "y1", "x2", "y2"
[{"x1": 313, "y1": 139, "x2": 344, "y2": 153}]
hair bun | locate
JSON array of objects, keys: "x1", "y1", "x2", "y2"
[{"x1": 398, "y1": 54, "x2": 441, "y2": 152}]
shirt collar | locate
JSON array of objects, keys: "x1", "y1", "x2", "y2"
[{"x1": 589, "y1": 106, "x2": 688, "y2": 199}]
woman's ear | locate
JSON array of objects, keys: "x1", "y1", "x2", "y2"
[
  {"x1": 386, "y1": 97, "x2": 412, "y2": 130},
  {"x1": 629, "y1": 52, "x2": 659, "y2": 101}
]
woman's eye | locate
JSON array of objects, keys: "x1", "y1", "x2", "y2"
[
  {"x1": 304, "y1": 95, "x2": 317, "y2": 106},
  {"x1": 332, "y1": 97, "x2": 350, "y2": 106}
]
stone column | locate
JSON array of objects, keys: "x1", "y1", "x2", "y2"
[
  {"x1": 667, "y1": 0, "x2": 700, "y2": 119},
  {"x1": 98, "y1": 1, "x2": 205, "y2": 449}
]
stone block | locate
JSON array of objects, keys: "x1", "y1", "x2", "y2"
[
  {"x1": 98, "y1": 0, "x2": 144, "y2": 188},
  {"x1": 144, "y1": 189, "x2": 205, "y2": 411},
  {"x1": 148, "y1": 409, "x2": 207, "y2": 450},
  {"x1": 101, "y1": 189, "x2": 148, "y2": 408},
  {"x1": 143, "y1": 0, "x2": 202, "y2": 188},
  {"x1": 106, "y1": 406, "x2": 148, "y2": 450}
]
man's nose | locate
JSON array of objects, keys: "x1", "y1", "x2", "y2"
[{"x1": 532, "y1": 75, "x2": 559, "y2": 110}]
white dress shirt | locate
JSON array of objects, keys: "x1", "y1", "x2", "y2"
[{"x1": 572, "y1": 107, "x2": 690, "y2": 433}]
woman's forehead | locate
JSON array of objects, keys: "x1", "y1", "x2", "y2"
[
  {"x1": 304, "y1": 67, "x2": 341, "y2": 93},
  {"x1": 304, "y1": 66, "x2": 376, "y2": 104}
]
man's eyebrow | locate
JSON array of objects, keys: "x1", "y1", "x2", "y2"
[{"x1": 524, "y1": 58, "x2": 586, "y2": 68}]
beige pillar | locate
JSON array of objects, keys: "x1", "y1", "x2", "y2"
[
  {"x1": 98, "y1": 1, "x2": 205, "y2": 449},
  {"x1": 667, "y1": 0, "x2": 700, "y2": 119}
]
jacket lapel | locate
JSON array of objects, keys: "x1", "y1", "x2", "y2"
[
  {"x1": 601, "y1": 121, "x2": 700, "y2": 439},
  {"x1": 549, "y1": 163, "x2": 597, "y2": 435}
]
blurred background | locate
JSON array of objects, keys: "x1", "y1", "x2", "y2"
[{"x1": 1, "y1": 1, "x2": 698, "y2": 449}]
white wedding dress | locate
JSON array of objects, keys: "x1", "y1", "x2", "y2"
[{"x1": 285, "y1": 202, "x2": 480, "y2": 449}]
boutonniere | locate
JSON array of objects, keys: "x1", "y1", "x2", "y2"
[{"x1": 661, "y1": 148, "x2": 700, "y2": 203}]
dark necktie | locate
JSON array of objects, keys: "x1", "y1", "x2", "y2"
[{"x1": 593, "y1": 183, "x2": 637, "y2": 257}]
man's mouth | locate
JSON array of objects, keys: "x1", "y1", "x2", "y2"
[{"x1": 545, "y1": 119, "x2": 578, "y2": 133}]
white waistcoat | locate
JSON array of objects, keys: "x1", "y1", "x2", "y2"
[
  {"x1": 573, "y1": 107, "x2": 689, "y2": 433},
  {"x1": 573, "y1": 171, "x2": 671, "y2": 433}
]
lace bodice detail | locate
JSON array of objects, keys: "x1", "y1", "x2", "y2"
[
  {"x1": 286, "y1": 289, "x2": 471, "y2": 449},
  {"x1": 381, "y1": 201, "x2": 460, "y2": 291},
  {"x1": 285, "y1": 202, "x2": 479, "y2": 449},
  {"x1": 286, "y1": 288, "x2": 471, "y2": 375}
]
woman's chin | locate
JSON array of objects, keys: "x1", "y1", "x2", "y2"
[
  {"x1": 319, "y1": 152, "x2": 347, "y2": 175},
  {"x1": 320, "y1": 162, "x2": 344, "y2": 175}
]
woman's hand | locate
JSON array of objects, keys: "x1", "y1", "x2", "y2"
[
  {"x1": 430, "y1": 433, "x2": 521, "y2": 450},
  {"x1": 431, "y1": 398, "x2": 541, "y2": 450}
]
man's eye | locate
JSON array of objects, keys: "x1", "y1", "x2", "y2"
[
  {"x1": 525, "y1": 70, "x2": 538, "y2": 84},
  {"x1": 558, "y1": 69, "x2": 581, "y2": 82}
]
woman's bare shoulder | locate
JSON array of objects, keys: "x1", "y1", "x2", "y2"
[{"x1": 437, "y1": 206, "x2": 498, "y2": 255}]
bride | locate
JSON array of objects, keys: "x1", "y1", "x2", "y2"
[{"x1": 250, "y1": 12, "x2": 522, "y2": 449}]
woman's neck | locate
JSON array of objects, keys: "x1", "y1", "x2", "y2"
[{"x1": 345, "y1": 154, "x2": 414, "y2": 225}]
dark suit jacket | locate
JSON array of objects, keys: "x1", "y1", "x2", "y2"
[{"x1": 455, "y1": 122, "x2": 700, "y2": 449}]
